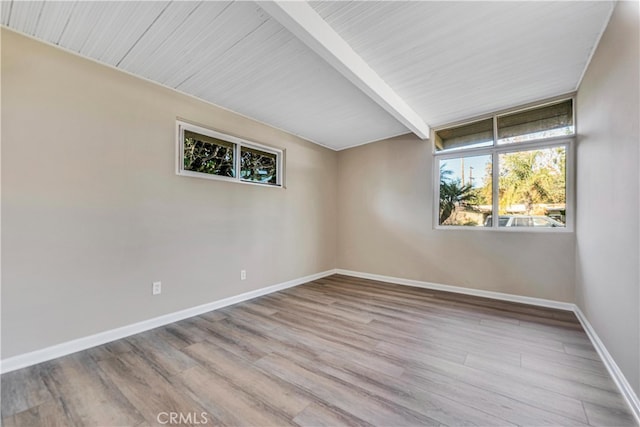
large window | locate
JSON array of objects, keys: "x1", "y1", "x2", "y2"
[
  {"x1": 434, "y1": 98, "x2": 573, "y2": 230},
  {"x1": 177, "y1": 121, "x2": 283, "y2": 187}
]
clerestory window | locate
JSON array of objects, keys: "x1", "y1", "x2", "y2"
[{"x1": 177, "y1": 121, "x2": 283, "y2": 187}]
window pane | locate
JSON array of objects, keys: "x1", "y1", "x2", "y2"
[
  {"x1": 183, "y1": 130, "x2": 235, "y2": 177},
  {"x1": 498, "y1": 146, "x2": 566, "y2": 228},
  {"x1": 435, "y1": 118, "x2": 494, "y2": 152},
  {"x1": 241, "y1": 146, "x2": 278, "y2": 184},
  {"x1": 439, "y1": 154, "x2": 492, "y2": 226},
  {"x1": 497, "y1": 100, "x2": 573, "y2": 144}
]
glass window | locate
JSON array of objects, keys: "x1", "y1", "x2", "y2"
[
  {"x1": 497, "y1": 99, "x2": 573, "y2": 144},
  {"x1": 438, "y1": 154, "x2": 492, "y2": 226},
  {"x1": 241, "y1": 146, "x2": 278, "y2": 185},
  {"x1": 434, "y1": 97, "x2": 573, "y2": 231},
  {"x1": 183, "y1": 130, "x2": 236, "y2": 177},
  {"x1": 498, "y1": 147, "x2": 566, "y2": 228},
  {"x1": 177, "y1": 121, "x2": 283, "y2": 187},
  {"x1": 435, "y1": 118, "x2": 494, "y2": 152}
]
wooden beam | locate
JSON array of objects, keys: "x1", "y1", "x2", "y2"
[{"x1": 258, "y1": 1, "x2": 430, "y2": 140}]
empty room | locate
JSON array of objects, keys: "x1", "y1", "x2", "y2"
[{"x1": 1, "y1": 1, "x2": 639, "y2": 426}]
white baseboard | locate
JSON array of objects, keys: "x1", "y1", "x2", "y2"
[
  {"x1": 335, "y1": 269, "x2": 575, "y2": 311},
  {"x1": 0, "y1": 269, "x2": 337, "y2": 374},
  {"x1": 3, "y1": 267, "x2": 639, "y2": 424},
  {"x1": 573, "y1": 306, "x2": 640, "y2": 425},
  {"x1": 336, "y1": 268, "x2": 640, "y2": 424}
]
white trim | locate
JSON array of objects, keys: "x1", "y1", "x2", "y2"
[
  {"x1": 434, "y1": 136, "x2": 575, "y2": 232},
  {"x1": 176, "y1": 120, "x2": 284, "y2": 188},
  {"x1": 336, "y1": 268, "x2": 640, "y2": 423},
  {"x1": 0, "y1": 269, "x2": 336, "y2": 374},
  {"x1": 3, "y1": 266, "x2": 638, "y2": 423},
  {"x1": 573, "y1": 306, "x2": 640, "y2": 425},
  {"x1": 336, "y1": 269, "x2": 574, "y2": 311}
]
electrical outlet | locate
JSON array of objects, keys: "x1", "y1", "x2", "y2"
[
  {"x1": 240, "y1": 270, "x2": 246, "y2": 280},
  {"x1": 152, "y1": 281, "x2": 162, "y2": 295}
]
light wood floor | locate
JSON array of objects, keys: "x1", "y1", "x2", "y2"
[{"x1": 1, "y1": 274, "x2": 636, "y2": 426}]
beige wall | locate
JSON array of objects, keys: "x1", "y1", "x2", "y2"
[
  {"x1": 1, "y1": 30, "x2": 337, "y2": 359},
  {"x1": 337, "y1": 133, "x2": 576, "y2": 302},
  {"x1": 576, "y1": 1, "x2": 640, "y2": 395}
]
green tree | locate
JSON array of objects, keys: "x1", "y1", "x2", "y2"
[
  {"x1": 184, "y1": 137, "x2": 234, "y2": 176},
  {"x1": 476, "y1": 161, "x2": 493, "y2": 206},
  {"x1": 240, "y1": 148, "x2": 277, "y2": 184},
  {"x1": 498, "y1": 148, "x2": 565, "y2": 214},
  {"x1": 439, "y1": 165, "x2": 477, "y2": 224}
]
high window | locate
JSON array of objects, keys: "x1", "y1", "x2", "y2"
[
  {"x1": 434, "y1": 98, "x2": 574, "y2": 230},
  {"x1": 177, "y1": 121, "x2": 283, "y2": 187}
]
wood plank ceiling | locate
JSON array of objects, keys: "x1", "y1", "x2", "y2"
[{"x1": 1, "y1": 1, "x2": 614, "y2": 150}]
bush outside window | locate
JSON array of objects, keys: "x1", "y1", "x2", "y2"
[{"x1": 177, "y1": 121, "x2": 283, "y2": 187}]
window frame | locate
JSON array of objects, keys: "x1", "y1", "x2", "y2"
[
  {"x1": 176, "y1": 120, "x2": 284, "y2": 188},
  {"x1": 433, "y1": 95, "x2": 575, "y2": 232}
]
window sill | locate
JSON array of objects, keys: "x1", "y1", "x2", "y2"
[
  {"x1": 177, "y1": 170, "x2": 285, "y2": 189},
  {"x1": 434, "y1": 225, "x2": 574, "y2": 233}
]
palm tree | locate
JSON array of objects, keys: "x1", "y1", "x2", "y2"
[
  {"x1": 499, "y1": 151, "x2": 553, "y2": 214},
  {"x1": 439, "y1": 165, "x2": 477, "y2": 224}
]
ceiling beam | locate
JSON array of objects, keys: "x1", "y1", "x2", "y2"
[{"x1": 257, "y1": 1, "x2": 430, "y2": 140}]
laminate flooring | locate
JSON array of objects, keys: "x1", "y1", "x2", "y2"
[{"x1": 1, "y1": 274, "x2": 637, "y2": 426}]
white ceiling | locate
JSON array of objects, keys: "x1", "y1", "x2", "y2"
[{"x1": 1, "y1": 1, "x2": 614, "y2": 150}]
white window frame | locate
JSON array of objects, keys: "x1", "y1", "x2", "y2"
[
  {"x1": 176, "y1": 120, "x2": 284, "y2": 188},
  {"x1": 433, "y1": 95, "x2": 575, "y2": 232}
]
